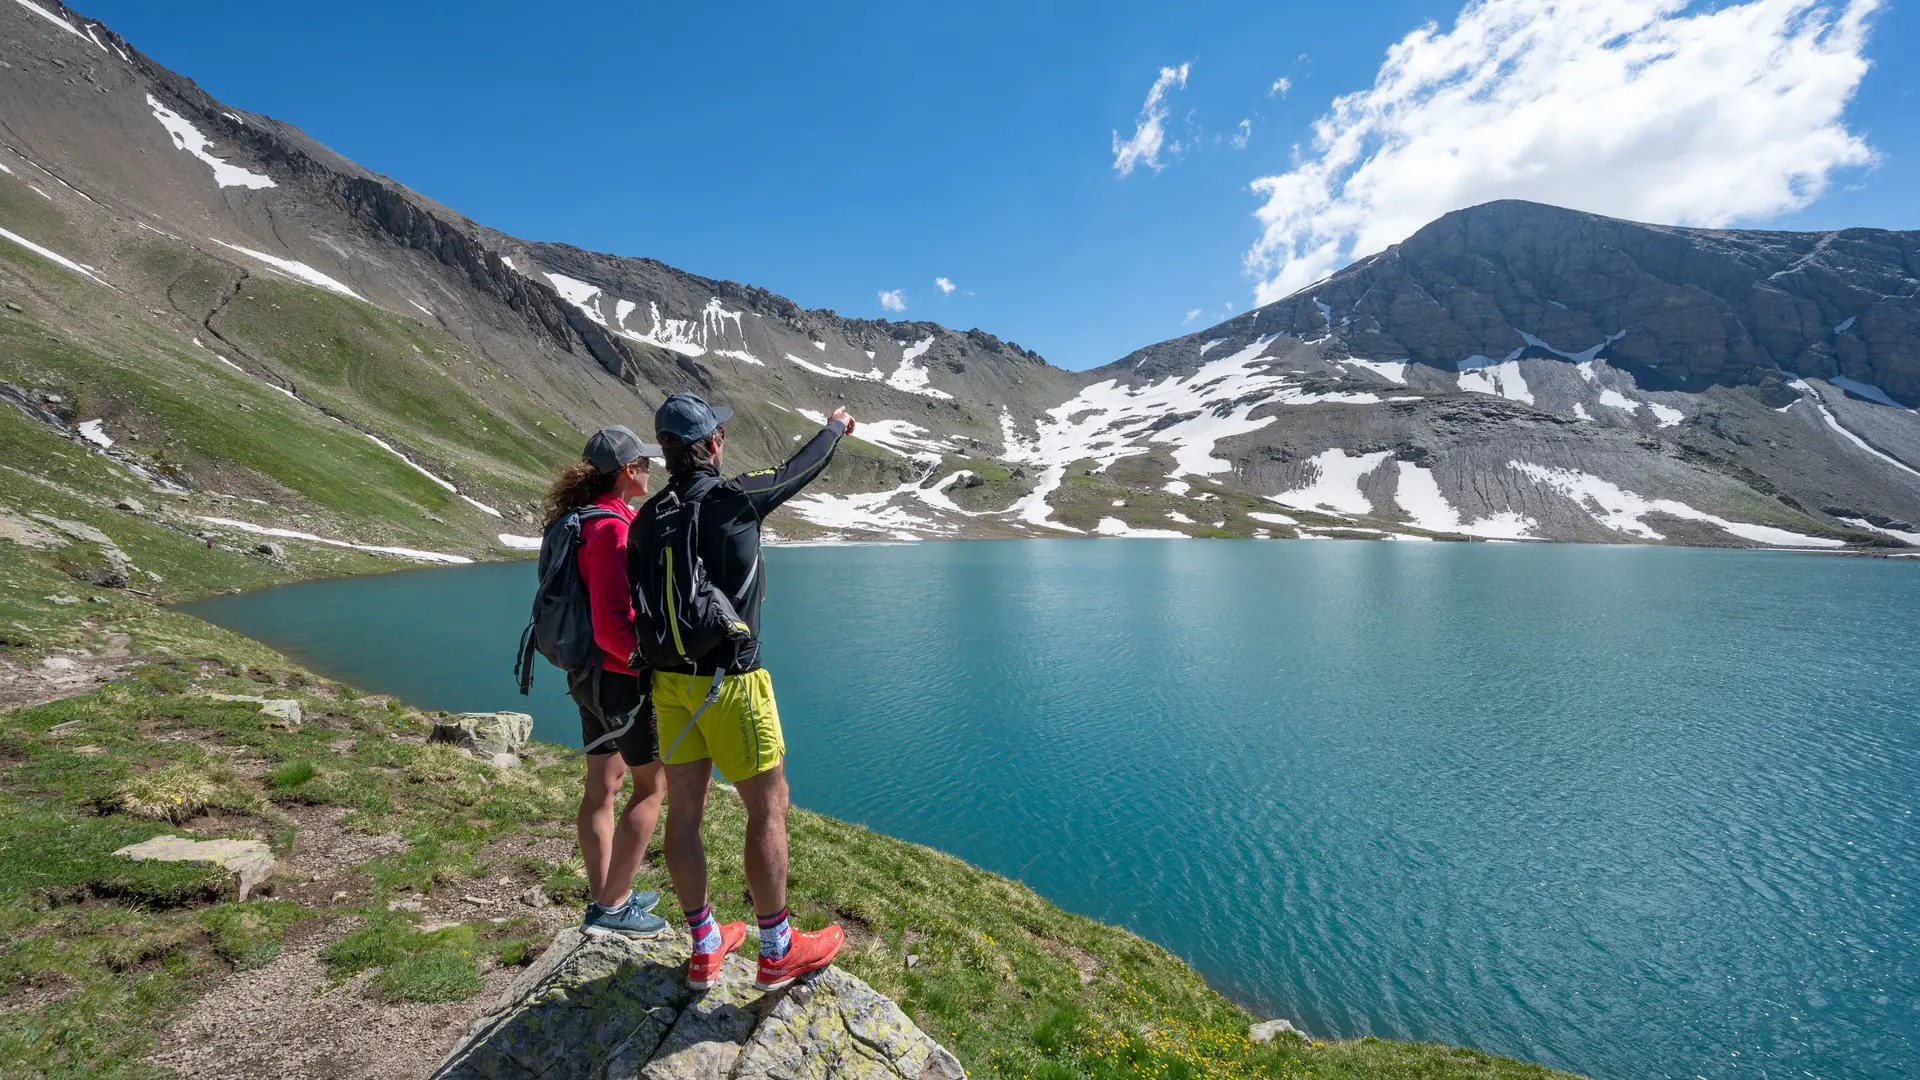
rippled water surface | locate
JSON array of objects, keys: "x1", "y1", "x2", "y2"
[{"x1": 185, "y1": 541, "x2": 1919, "y2": 1080}]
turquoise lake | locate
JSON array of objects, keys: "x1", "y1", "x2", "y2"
[{"x1": 183, "y1": 540, "x2": 1919, "y2": 1080}]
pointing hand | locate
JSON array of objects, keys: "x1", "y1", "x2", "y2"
[{"x1": 829, "y1": 407, "x2": 855, "y2": 435}]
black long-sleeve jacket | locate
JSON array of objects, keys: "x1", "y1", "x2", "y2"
[{"x1": 631, "y1": 419, "x2": 844, "y2": 674}]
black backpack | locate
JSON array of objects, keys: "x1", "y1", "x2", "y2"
[
  {"x1": 514, "y1": 506, "x2": 620, "y2": 694},
  {"x1": 628, "y1": 475, "x2": 754, "y2": 673}
]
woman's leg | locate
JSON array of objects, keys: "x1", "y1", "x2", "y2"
[
  {"x1": 601, "y1": 759, "x2": 666, "y2": 907},
  {"x1": 577, "y1": 751, "x2": 627, "y2": 904}
]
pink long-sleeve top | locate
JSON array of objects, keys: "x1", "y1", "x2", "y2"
[{"x1": 575, "y1": 491, "x2": 640, "y2": 675}]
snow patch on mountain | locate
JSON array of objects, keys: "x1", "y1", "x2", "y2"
[
  {"x1": 914, "y1": 471, "x2": 989, "y2": 517},
  {"x1": 146, "y1": 95, "x2": 275, "y2": 190},
  {"x1": 1392, "y1": 462, "x2": 1536, "y2": 539},
  {"x1": 849, "y1": 418, "x2": 952, "y2": 458},
  {"x1": 885, "y1": 337, "x2": 951, "y2": 399},
  {"x1": 1645, "y1": 402, "x2": 1684, "y2": 427},
  {"x1": 1517, "y1": 329, "x2": 1625, "y2": 366},
  {"x1": 1095, "y1": 517, "x2": 1186, "y2": 538},
  {"x1": 786, "y1": 353, "x2": 886, "y2": 382},
  {"x1": 542, "y1": 272, "x2": 607, "y2": 327},
  {"x1": 1271, "y1": 449, "x2": 1390, "y2": 515},
  {"x1": 9, "y1": 0, "x2": 88, "y2": 43},
  {"x1": 1508, "y1": 462, "x2": 1843, "y2": 547},
  {"x1": 1838, "y1": 517, "x2": 1920, "y2": 546},
  {"x1": 77, "y1": 419, "x2": 112, "y2": 448},
  {"x1": 787, "y1": 474, "x2": 944, "y2": 536},
  {"x1": 1000, "y1": 337, "x2": 1390, "y2": 528},
  {"x1": 1456, "y1": 347, "x2": 1532, "y2": 404},
  {"x1": 199, "y1": 517, "x2": 472, "y2": 563},
  {"x1": 212, "y1": 240, "x2": 361, "y2": 299},
  {"x1": 701, "y1": 298, "x2": 745, "y2": 347},
  {"x1": 0, "y1": 227, "x2": 112, "y2": 286},
  {"x1": 1338, "y1": 358, "x2": 1409, "y2": 385},
  {"x1": 1785, "y1": 378, "x2": 1920, "y2": 481}
]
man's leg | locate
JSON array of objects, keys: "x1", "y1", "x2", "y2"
[
  {"x1": 601, "y1": 759, "x2": 665, "y2": 907},
  {"x1": 734, "y1": 761, "x2": 790, "y2": 920},
  {"x1": 663, "y1": 761, "x2": 713, "y2": 912},
  {"x1": 577, "y1": 752, "x2": 626, "y2": 905}
]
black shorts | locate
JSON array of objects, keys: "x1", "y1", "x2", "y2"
[{"x1": 569, "y1": 668, "x2": 659, "y2": 767}]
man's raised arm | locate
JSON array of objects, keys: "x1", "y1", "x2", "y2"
[{"x1": 735, "y1": 408, "x2": 855, "y2": 516}]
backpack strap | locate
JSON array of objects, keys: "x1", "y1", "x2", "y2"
[
  {"x1": 514, "y1": 620, "x2": 538, "y2": 696},
  {"x1": 660, "y1": 667, "x2": 728, "y2": 762}
]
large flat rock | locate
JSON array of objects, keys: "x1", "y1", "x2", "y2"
[
  {"x1": 432, "y1": 928, "x2": 963, "y2": 1080},
  {"x1": 113, "y1": 835, "x2": 275, "y2": 900}
]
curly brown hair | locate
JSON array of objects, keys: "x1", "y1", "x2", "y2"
[{"x1": 541, "y1": 459, "x2": 620, "y2": 528}]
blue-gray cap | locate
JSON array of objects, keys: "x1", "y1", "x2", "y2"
[
  {"x1": 582, "y1": 425, "x2": 660, "y2": 474},
  {"x1": 655, "y1": 392, "x2": 733, "y2": 443}
]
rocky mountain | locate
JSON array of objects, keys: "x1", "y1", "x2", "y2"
[
  {"x1": 2, "y1": 0, "x2": 1916, "y2": 558},
  {"x1": 1084, "y1": 201, "x2": 1920, "y2": 547}
]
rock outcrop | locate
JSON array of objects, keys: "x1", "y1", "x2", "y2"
[
  {"x1": 207, "y1": 694, "x2": 304, "y2": 726},
  {"x1": 430, "y1": 711, "x2": 533, "y2": 765},
  {"x1": 433, "y1": 928, "x2": 964, "y2": 1080}
]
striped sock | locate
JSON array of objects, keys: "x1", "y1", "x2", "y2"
[
  {"x1": 685, "y1": 904, "x2": 721, "y2": 954},
  {"x1": 757, "y1": 907, "x2": 791, "y2": 961}
]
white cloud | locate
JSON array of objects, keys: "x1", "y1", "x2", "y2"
[
  {"x1": 934, "y1": 276, "x2": 956, "y2": 295},
  {"x1": 1183, "y1": 308, "x2": 1203, "y2": 323},
  {"x1": 1231, "y1": 119, "x2": 1251, "y2": 150},
  {"x1": 1269, "y1": 77, "x2": 1292, "y2": 98},
  {"x1": 878, "y1": 289, "x2": 907, "y2": 313},
  {"x1": 1112, "y1": 62, "x2": 1191, "y2": 176},
  {"x1": 1245, "y1": 0, "x2": 1881, "y2": 304}
]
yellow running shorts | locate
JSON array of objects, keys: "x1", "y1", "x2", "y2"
[{"x1": 652, "y1": 668, "x2": 785, "y2": 782}]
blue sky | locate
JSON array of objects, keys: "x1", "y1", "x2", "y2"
[{"x1": 82, "y1": 0, "x2": 1919, "y2": 370}]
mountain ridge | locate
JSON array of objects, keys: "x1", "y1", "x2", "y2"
[{"x1": 2, "y1": 0, "x2": 1917, "y2": 554}]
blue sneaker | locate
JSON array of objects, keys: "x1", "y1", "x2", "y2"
[{"x1": 582, "y1": 890, "x2": 666, "y2": 939}]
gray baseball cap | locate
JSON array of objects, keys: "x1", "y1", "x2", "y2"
[
  {"x1": 654, "y1": 392, "x2": 733, "y2": 443},
  {"x1": 582, "y1": 425, "x2": 660, "y2": 474}
]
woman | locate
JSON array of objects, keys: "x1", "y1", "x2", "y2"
[{"x1": 542, "y1": 424, "x2": 668, "y2": 938}]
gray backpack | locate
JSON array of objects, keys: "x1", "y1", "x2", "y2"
[{"x1": 514, "y1": 506, "x2": 620, "y2": 695}]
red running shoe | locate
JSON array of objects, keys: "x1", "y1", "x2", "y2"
[
  {"x1": 754, "y1": 924, "x2": 845, "y2": 991},
  {"x1": 686, "y1": 921, "x2": 747, "y2": 990}
]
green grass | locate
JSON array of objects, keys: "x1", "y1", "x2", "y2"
[
  {"x1": 267, "y1": 759, "x2": 316, "y2": 792},
  {"x1": 203, "y1": 901, "x2": 306, "y2": 970},
  {"x1": 375, "y1": 948, "x2": 484, "y2": 1003}
]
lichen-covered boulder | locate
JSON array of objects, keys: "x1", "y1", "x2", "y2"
[
  {"x1": 430, "y1": 711, "x2": 533, "y2": 761},
  {"x1": 432, "y1": 928, "x2": 965, "y2": 1080},
  {"x1": 435, "y1": 929, "x2": 692, "y2": 1080},
  {"x1": 731, "y1": 964, "x2": 965, "y2": 1080}
]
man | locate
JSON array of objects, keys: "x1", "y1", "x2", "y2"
[{"x1": 635, "y1": 393, "x2": 853, "y2": 991}]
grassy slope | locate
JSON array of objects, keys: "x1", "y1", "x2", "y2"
[
  {"x1": 0, "y1": 197, "x2": 576, "y2": 560},
  {"x1": 1, "y1": 188, "x2": 1581, "y2": 1078}
]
